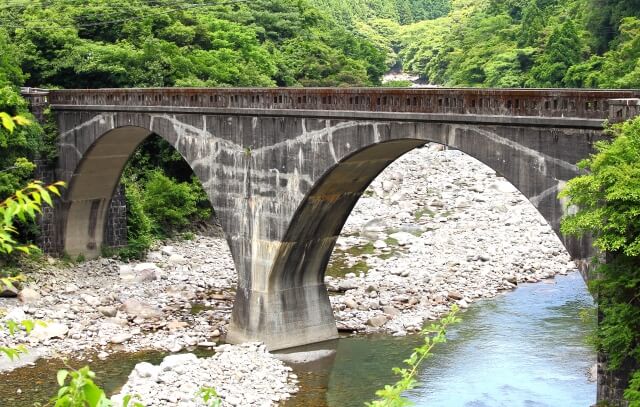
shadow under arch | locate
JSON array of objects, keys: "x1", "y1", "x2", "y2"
[
  {"x1": 268, "y1": 136, "x2": 587, "y2": 294},
  {"x1": 60, "y1": 125, "x2": 214, "y2": 258}
]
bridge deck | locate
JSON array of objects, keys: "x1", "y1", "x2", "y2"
[{"x1": 45, "y1": 87, "x2": 640, "y2": 121}]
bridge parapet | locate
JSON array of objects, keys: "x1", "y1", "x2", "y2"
[
  {"x1": 49, "y1": 88, "x2": 639, "y2": 120},
  {"x1": 608, "y1": 98, "x2": 640, "y2": 123}
]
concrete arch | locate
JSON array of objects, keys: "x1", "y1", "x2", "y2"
[
  {"x1": 53, "y1": 110, "x2": 602, "y2": 351},
  {"x1": 63, "y1": 125, "x2": 150, "y2": 256},
  {"x1": 269, "y1": 122, "x2": 595, "y2": 293},
  {"x1": 59, "y1": 121, "x2": 218, "y2": 258},
  {"x1": 226, "y1": 120, "x2": 598, "y2": 350}
]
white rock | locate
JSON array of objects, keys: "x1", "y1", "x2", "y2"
[
  {"x1": 373, "y1": 240, "x2": 388, "y2": 249},
  {"x1": 18, "y1": 288, "x2": 41, "y2": 303},
  {"x1": 110, "y1": 333, "x2": 132, "y2": 344},
  {"x1": 31, "y1": 322, "x2": 68, "y2": 341}
]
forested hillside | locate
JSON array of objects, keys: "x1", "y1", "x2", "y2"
[
  {"x1": 350, "y1": 0, "x2": 640, "y2": 88},
  {"x1": 1, "y1": 0, "x2": 386, "y2": 89},
  {"x1": 308, "y1": 0, "x2": 451, "y2": 25}
]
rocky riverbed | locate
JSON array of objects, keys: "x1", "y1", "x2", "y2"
[
  {"x1": 327, "y1": 144, "x2": 575, "y2": 335},
  {"x1": 0, "y1": 144, "x2": 577, "y2": 403}
]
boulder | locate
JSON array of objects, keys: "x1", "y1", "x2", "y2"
[
  {"x1": 121, "y1": 298, "x2": 162, "y2": 319},
  {"x1": 18, "y1": 288, "x2": 41, "y2": 303},
  {"x1": 366, "y1": 315, "x2": 388, "y2": 328},
  {"x1": 98, "y1": 306, "x2": 118, "y2": 317},
  {"x1": 31, "y1": 322, "x2": 68, "y2": 341},
  {"x1": 388, "y1": 232, "x2": 416, "y2": 246},
  {"x1": 447, "y1": 291, "x2": 464, "y2": 301},
  {"x1": 0, "y1": 285, "x2": 18, "y2": 298},
  {"x1": 168, "y1": 254, "x2": 187, "y2": 265},
  {"x1": 110, "y1": 333, "x2": 133, "y2": 344}
]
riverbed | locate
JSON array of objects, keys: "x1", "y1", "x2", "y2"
[
  {"x1": 0, "y1": 144, "x2": 594, "y2": 405},
  {"x1": 0, "y1": 272, "x2": 595, "y2": 406}
]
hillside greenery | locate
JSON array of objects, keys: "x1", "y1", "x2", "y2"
[{"x1": 350, "y1": 0, "x2": 640, "y2": 88}]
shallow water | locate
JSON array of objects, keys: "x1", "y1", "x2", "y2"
[
  {"x1": 0, "y1": 273, "x2": 595, "y2": 407},
  {"x1": 285, "y1": 272, "x2": 596, "y2": 407}
]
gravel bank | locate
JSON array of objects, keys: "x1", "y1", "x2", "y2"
[{"x1": 110, "y1": 343, "x2": 298, "y2": 407}]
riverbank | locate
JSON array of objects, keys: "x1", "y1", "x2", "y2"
[{"x1": 0, "y1": 144, "x2": 577, "y2": 402}]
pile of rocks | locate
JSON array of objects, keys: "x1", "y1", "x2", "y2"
[
  {"x1": 0, "y1": 234, "x2": 237, "y2": 364},
  {"x1": 110, "y1": 343, "x2": 298, "y2": 406}
]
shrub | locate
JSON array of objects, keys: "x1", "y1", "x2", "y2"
[
  {"x1": 560, "y1": 116, "x2": 640, "y2": 403},
  {"x1": 142, "y1": 170, "x2": 211, "y2": 236}
]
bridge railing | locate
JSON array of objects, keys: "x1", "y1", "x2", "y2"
[{"x1": 48, "y1": 88, "x2": 640, "y2": 120}]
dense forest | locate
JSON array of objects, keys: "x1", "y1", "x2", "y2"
[{"x1": 343, "y1": 0, "x2": 640, "y2": 88}]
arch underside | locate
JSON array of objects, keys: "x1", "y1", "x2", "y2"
[
  {"x1": 63, "y1": 126, "x2": 151, "y2": 255},
  {"x1": 56, "y1": 110, "x2": 601, "y2": 350}
]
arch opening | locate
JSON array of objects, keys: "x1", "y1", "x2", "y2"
[
  {"x1": 270, "y1": 137, "x2": 589, "y2": 298},
  {"x1": 60, "y1": 125, "x2": 218, "y2": 259}
]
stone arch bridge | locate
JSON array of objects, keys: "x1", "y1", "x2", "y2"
[{"x1": 22, "y1": 87, "x2": 640, "y2": 351}]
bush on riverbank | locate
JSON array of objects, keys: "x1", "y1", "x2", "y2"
[{"x1": 560, "y1": 116, "x2": 640, "y2": 404}]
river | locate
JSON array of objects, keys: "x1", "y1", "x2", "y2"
[
  {"x1": 0, "y1": 272, "x2": 595, "y2": 406},
  {"x1": 284, "y1": 272, "x2": 596, "y2": 407}
]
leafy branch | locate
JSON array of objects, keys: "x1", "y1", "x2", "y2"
[{"x1": 366, "y1": 305, "x2": 461, "y2": 407}]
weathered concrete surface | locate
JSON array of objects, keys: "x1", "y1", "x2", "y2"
[{"x1": 52, "y1": 107, "x2": 605, "y2": 350}]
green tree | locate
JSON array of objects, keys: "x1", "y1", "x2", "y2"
[
  {"x1": 528, "y1": 19, "x2": 584, "y2": 87},
  {"x1": 560, "y1": 116, "x2": 640, "y2": 404},
  {"x1": 519, "y1": 0, "x2": 545, "y2": 46}
]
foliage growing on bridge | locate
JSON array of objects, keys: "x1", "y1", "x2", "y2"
[{"x1": 560, "y1": 116, "x2": 640, "y2": 404}]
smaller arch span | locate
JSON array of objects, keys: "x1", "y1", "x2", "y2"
[{"x1": 62, "y1": 125, "x2": 152, "y2": 256}]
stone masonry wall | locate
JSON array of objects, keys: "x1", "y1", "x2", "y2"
[{"x1": 104, "y1": 184, "x2": 128, "y2": 248}]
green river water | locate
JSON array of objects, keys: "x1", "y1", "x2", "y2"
[{"x1": 0, "y1": 272, "x2": 596, "y2": 407}]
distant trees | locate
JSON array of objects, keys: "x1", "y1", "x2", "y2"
[
  {"x1": 352, "y1": 0, "x2": 640, "y2": 88},
  {"x1": 5, "y1": 0, "x2": 386, "y2": 88}
]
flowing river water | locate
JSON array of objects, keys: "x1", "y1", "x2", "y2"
[{"x1": 0, "y1": 272, "x2": 595, "y2": 406}]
